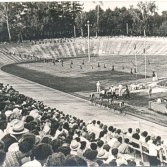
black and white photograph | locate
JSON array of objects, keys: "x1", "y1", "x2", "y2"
[{"x1": 0, "y1": 0, "x2": 167, "y2": 166}]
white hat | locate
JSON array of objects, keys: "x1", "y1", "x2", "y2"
[
  {"x1": 9, "y1": 120, "x2": 29, "y2": 135},
  {"x1": 29, "y1": 109, "x2": 39, "y2": 116},
  {"x1": 70, "y1": 140, "x2": 81, "y2": 151},
  {"x1": 97, "y1": 149, "x2": 108, "y2": 159}
]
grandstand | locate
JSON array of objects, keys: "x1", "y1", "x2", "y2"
[
  {"x1": 1, "y1": 36, "x2": 167, "y2": 166},
  {"x1": 1, "y1": 37, "x2": 167, "y2": 61}
]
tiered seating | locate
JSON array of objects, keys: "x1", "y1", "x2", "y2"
[
  {"x1": 1, "y1": 82, "x2": 167, "y2": 166},
  {"x1": 0, "y1": 36, "x2": 167, "y2": 67}
]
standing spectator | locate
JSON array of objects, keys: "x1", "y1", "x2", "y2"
[
  {"x1": 125, "y1": 85, "x2": 130, "y2": 99},
  {"x1": 61, "y1": 60, "x2": 64, "y2": 67},
  {"x1": 82, "y1": 60, "x2": 84, "y2": 65},
  {"x1": 148, "y1": 139, "x2": 162, "y2": 166},
  {"x1": 148, "y1": 86, "x2": 152, "y2": 98},
  {"x1": 112, "y1": 65, "x2": 115, "y2": 71},
  {"x1": 111, "y1": 85, "x2": 118, "y2": 99},
  {"x1": 118, "y1": 84, "x2": 123, "y2": 97},
  {"x1": 96, "y1": 81, "x2": 101, "y2": 94},
  {"x1": 152, "y1": 71, "x2": 156, "y2": 81},
  {"x1": 97, "y1": 61, "x2": 100, "y2": 67}
]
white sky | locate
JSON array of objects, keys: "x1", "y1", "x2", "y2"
[
  {"x1": 82, "y1": 0, "x2": 167, "y2": 15},
  {"x1": 0, "y1": 0, "x2": 166, "y2": 15}
]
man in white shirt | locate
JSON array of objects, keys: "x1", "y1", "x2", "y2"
[
  {"x1": 118, "y1": 84, "x2": 123, "y2": 96},
  {"x1": 149, "y1": 139, "x2": 162, "y2": 166},
  {"x1": 96, "y1": 81, "x2": 101, "y2": 94}
]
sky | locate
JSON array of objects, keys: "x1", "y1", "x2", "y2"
[{"x1": 82, "y1": 0, "x2": 167, "y2": 15}]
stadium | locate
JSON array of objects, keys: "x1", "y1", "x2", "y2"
[{"x1": 1, "y1": 1, "x2": 167, "y2": 167}]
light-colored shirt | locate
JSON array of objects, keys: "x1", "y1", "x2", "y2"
[
  {"x1": 21, "y1": 159, "x2": 42, "y2": 167},
  {"x1": 149, "y1": 143, "x2": 161, "y2": 156},
  {"x1": 108, "y1": 137, "x2": 117, "y2": 148},
  {"x1": 96, "y1": 82, "x2": 101, "y2": 87}
]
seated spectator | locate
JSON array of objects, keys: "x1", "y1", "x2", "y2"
[
  {"x1": 126, "y1": 128, "x2": 133, "y2": 137},
  {"x1": 77, "y1": 141, "x2": 86, "y2": 156},
  {"x1": 108, "y1": 133, "x2": 119, "y2": 148},
  {"x1": 0, "y1": 113, "x2": 7, "y2": 140},
  {"x1": 64, "y1": 155, "x2": 87, "y2": 166},
  {"x1": 105, "y1": 148, "x2": 127, "y2": 166},
  {"x1": 22, "y1": 143, "x2": 53, "y2": 167},
  {"x1": 45, "y1": 152, "x2": 66, "y2": 166},
  {"x1": 131, "y1": 128, "x2": 140, "y2": 148},
  {"x1": 5, "y1": 136, "x2": 34, "y2": 166},
  {"x1": 0, "y1": 140, "x2": 5, "y2": 151},
  {"x1": 118, "y1": 138, "x2": 129, "y2": 154},
  {"x1": 97, "y1": 139, "x2": 104, "y2": 152},
  {"x1": 51, "y1": 138, "x2": 63, "y2": 153},
  {"x1": 70, "y1": 140, "x2": 81, "y2": 155},
  {"x1": 128, "y1": 160, "x2": 136, "y2": 166},
  {"x1": 97, "y1": 148, "x2": 109, "y2": 160},
  {"x1": 112, "y1": 136, "x2": 122, "y2": 149},
  {"x1": 57, "y1": 146, "x2": 71, "y2": 156},
  {"x1": 140, "y1": 131, "x2": 148, "y2": 142},
  {"x1": 109, "y1": 159, "x2": 117, "y2": 166},
  {"x1": 90, "y1": 142, "x2": 97, "y2": 151},
  {"x1": 83, "y1": 149, "x2": 98, "y2": 167},
  {"x1": 0, "y1": 150, "x2": 6, "y2": 166}
]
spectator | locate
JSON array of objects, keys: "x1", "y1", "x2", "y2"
[
  {"x1": 45, "y1": 152, "x2": 66, "y2": 166},
  {"x1": 77, "y1": 141, "x2": 86, "y2": 156},
  {"x1": 126, "y1": 128, "x2": 133, "y2": 137},
  {"x1": 96, "y1": 81, "x2": 101, "y2": 94},
  {"x1": 64, "y1": 155, "x2": 87, "y2": 166},
  {"x1": 118, "y1": 138, "x2": 129, "y2": 154},
  {"x1": 22, "y1": 143, "x2": 53, "y2": 167},
  {"x1": 106, "y1": 148, "x2": 127, "y2": 166},
  {"x1": 70, "y1": 140, "x2": 81, "y2": 155},
  {"x1": 0, "y1": 150, "x2": 6, "y2": 166},
  {"x1": 148, "y1": 139, "x2": 162, "y2": 166},
  {"x1": 83, "y1": 149, "x2": 98, "y2": 167},
  {"x1": 5, "y1": 136, "x2": 34, "y2": 166},
  {"x1": 140, "y1": 131, "x2": 148, "y2": 142}
]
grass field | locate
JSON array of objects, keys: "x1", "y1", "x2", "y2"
[{"x1": 2, "y1": 55, "x2": 167, "y2": 109}]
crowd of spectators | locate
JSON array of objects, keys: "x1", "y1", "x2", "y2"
[{"x1": 0, "y1": 82, "x2": 166, "y2": 167}]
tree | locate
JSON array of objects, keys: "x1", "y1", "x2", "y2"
[
  {"x1": 136, "y1": 1, "x2": 157, "y2": 36},
  {"x1": 93, "y1": 1, "x2": 103, "y2": 37},
  {"x1": 70, "y1": 2, "x2": 83, "y2": 38},
  {"x1": 0, "y1": 2, "x2": 28, "y2": 41},
  {"x1": 0, "y1": 2, "x2": 14, "y2": 41},
  {"x1": 75, "y1": 12, "x2": 87, "y2": 36}
]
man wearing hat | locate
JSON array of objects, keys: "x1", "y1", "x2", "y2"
[
  {"x1": 70, "y1": 140, "x2": 81, "y2": 155},
  {"x1": 2, "y1": 120, "x2": 29, "y2": 152}
]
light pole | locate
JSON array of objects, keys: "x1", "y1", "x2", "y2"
[
  {"x1": 144, "y1": 38, "x2": 147, "y2": 80},
  {"x1": 135, "y1": 48, "x2": 137, "y2": 77},
  {"x1": 126, "y1": 23, "x2": 128, "y2": 36},
  {"x1": 86, "y1": 20, "x2": 91, "y2": 62}
]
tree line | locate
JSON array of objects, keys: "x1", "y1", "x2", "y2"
[{"x1": 0, "y1": 1, "x2": 167, "y2": 42}]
